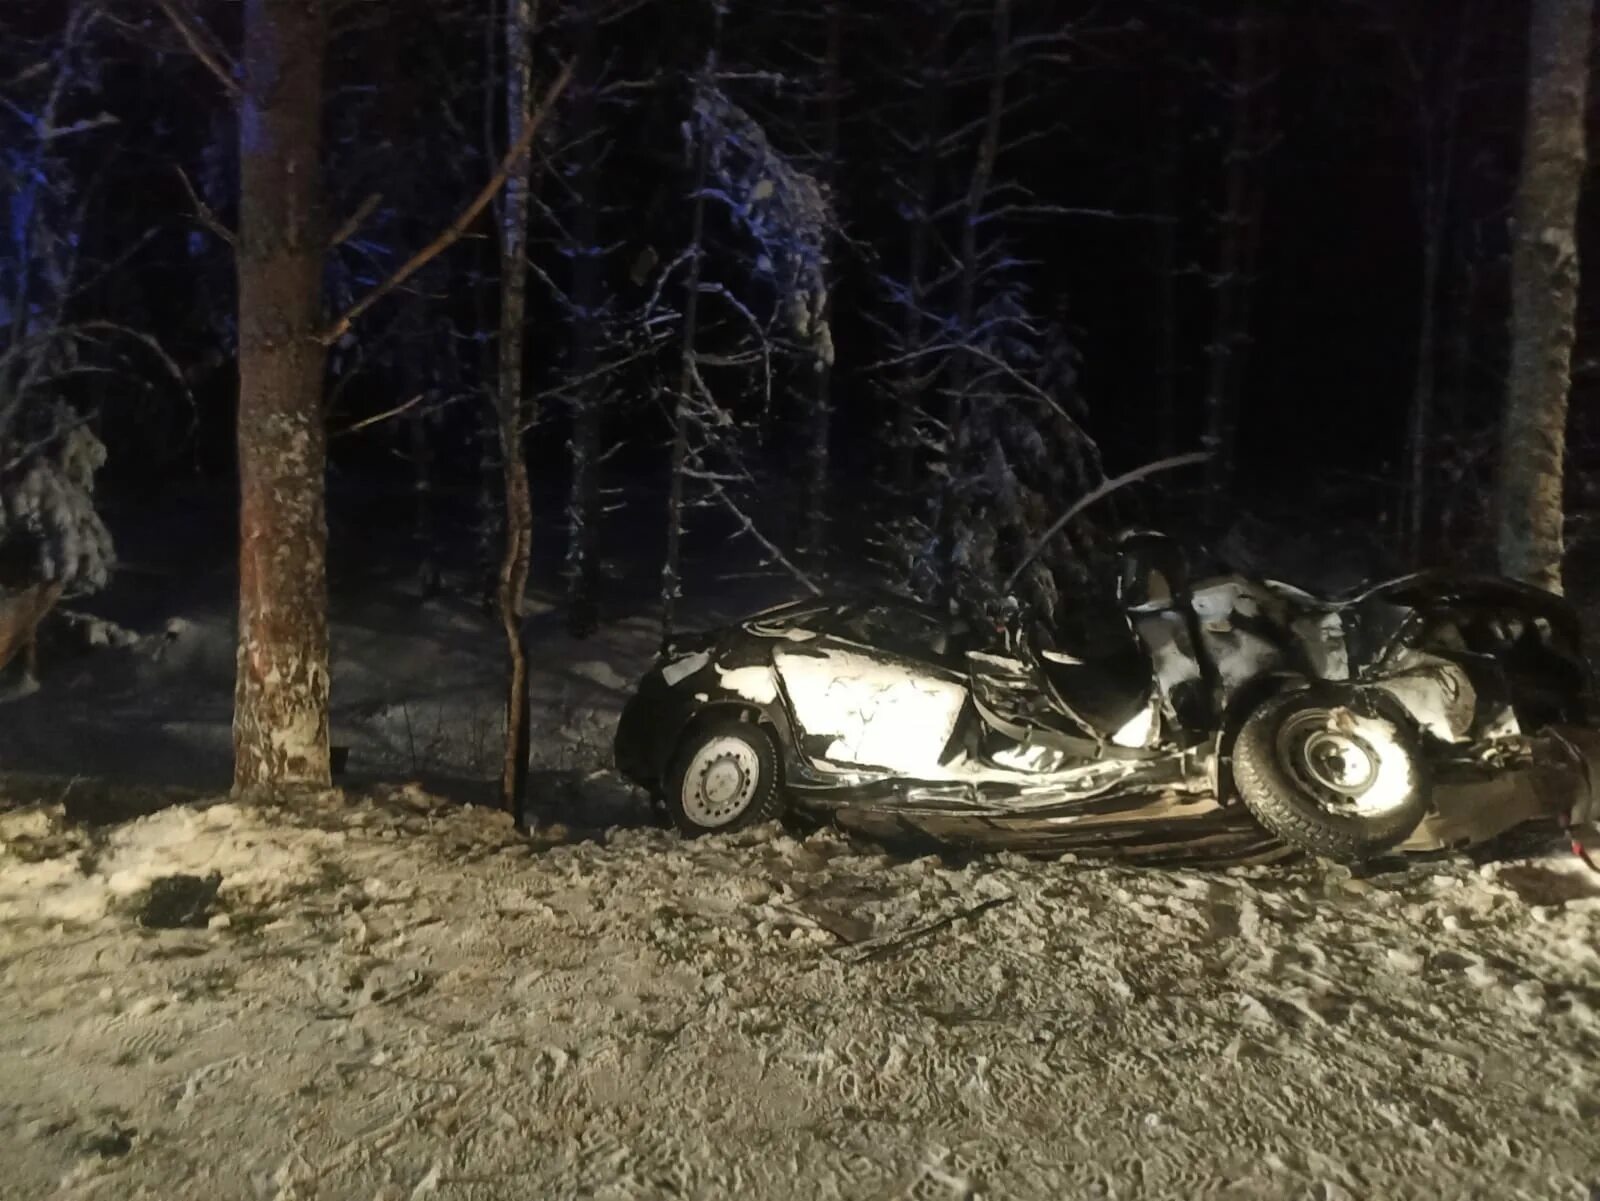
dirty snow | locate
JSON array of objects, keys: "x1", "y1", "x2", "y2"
[
  {"x1": 0, "y1": 784, "x2": 1597, "y2": 1201},
  {"x1": 2, "y1": 559, "x2": 1599, "y2": 1198}
]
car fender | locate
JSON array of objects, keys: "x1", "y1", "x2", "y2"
[
  {"x1": 1360, "y1": 656, "x2": 1477, "y2": 744},
  {"x1": 617, "y1": 645, "x2": 799, "y2": 789},
  {"x1": 677, "y1": 657, "x2": 805, "y2": 775},
  {"x1": 1215, "y1": 671, "x2": 1444, "y2": 804},
  {"x1": 1212, "y1": 671, "x2": 1313, "y2": 804}
]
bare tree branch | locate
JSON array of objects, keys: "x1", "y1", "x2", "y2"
[
  {"x1": 697, "y1": 469, "x2": 823, "y2": 597},
  {"x1": 332, "y1": 393, "x2": 424, "y2": 437},
  {"x1": 1004, "y1": 452, "x2": 1212, "y2": 592},
  {"x1": 152, "y1": 0, "x2": 242, "y2": 100},
  {"x1": 321, "y1": 61, "x2": 573, "y2": 346},
  {"x1": 328, "y1": 192, "x2": 383, "y2": 248},
  {"x1": 173, "y1": 165, "x2": 235, "y2": 248}
]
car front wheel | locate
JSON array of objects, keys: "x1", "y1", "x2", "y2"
[
  {"x1": 664, "y1": 719, "x2": 784, "y2": 836},
  {"x1": 1232, "y1": 689, "x2": 1428, "y2": 862}
]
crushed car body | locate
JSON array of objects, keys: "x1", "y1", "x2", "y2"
[{"x1": 615, "y1": 534, "x2": 1600, "y2": 865}]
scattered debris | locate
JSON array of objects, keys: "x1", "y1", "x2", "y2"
[{"x1": 0, "y1": 784, "x2": 1593, "y2": 1198}]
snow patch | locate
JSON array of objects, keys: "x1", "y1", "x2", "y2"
[
  {"x1": 715, "y1": 664, "x2": 778, "y2": 705},
  {"x1": 571, "y1": 660, "x2": 629, "y2": 691},
  {"x1": 661, "y1": 651, "x2": 710, "y2": 687},
  {"x1": 0, "y1": 802, "x2": 330, "y2": 924},
  {"x1": 775, "y1": 647, "x2": 965, "y2": 774}
]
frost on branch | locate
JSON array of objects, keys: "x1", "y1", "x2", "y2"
[
  {"x1": 0, "y1": 404, "x2": 115, "y2": 595},
  {"x1": 878, "y1": 276, "x2": 1103, "y2": 626},
  {"x1": 692, "y1": 83, "x2": 835, "y2": 365},
  {"x1": 949, "y1": 285, "x2": 1102, "y2": 623}
]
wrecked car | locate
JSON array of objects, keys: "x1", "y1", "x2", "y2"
[{"x1": 614, "y1": 534, "x2": 1600, "y2": 864}]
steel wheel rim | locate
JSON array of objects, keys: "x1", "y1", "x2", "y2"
[
  {"x1": 1276, "y1": 707, "x2": 1392, "y2": 815},
  {"x1": 681, "y1": 735, "x2": 762, "y2": 827}
]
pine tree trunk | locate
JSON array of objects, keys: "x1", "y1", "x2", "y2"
[
  {"x1": 1405, "y1": 221, "x2": 1443, "y2": 561},
  {"x1": 1151, "y1": 88, "x2": 1181, "y2": 457},
  {"x1": 800, "y1": 3, "x2": 843, "y2": 561},
  {"x1": 936, "y1": 0, "x2": 1008, "y2": 598},
  {"x1": 663, "y1": 108, "x2": 712, "y2": 646},
  {"x1": 564, "y1": 1, "x2": 602, "y2": 638},
  {"x1": 1497, "y1": 0, "x2": 1591, "y2": 594},
  {"x1": 409, "y1": 399, "x2": 440, "y2": 597},
  {"x1": 497, "y1": 0, "x2": 536, "y2": 820},
  {"x1": 476, "y1": 0, "x2": 504, "y2": 611},
  {"x1": 1202, "y1": 2, "x2": 1274, "y2": 524},
  {"x1": 233, "y1": 0, "x2": 332, "y2": 793},
  {"x1": 893, "y1": 21, "x2": 947, "y2": 500},
  {"x1": 1404, "y1": 21, "x2": 1465, "y2": 566}
]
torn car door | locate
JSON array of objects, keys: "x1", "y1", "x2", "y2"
[{"x1": 773, "y1": 642, "x2": 968, "y2": 776}]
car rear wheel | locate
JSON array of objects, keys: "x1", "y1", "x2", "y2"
[
  {"x1": 664, "y1": 719, "x2": 783, "y2": 836},
  {"x1": 1232, "y1": 689, "x2": 1428, "y2": 862}
]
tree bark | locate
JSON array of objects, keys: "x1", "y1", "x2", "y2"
[
  {"x1": 1497, "y1": 0, "x2": 1591, "y2": 594},
  {"x1": 935, "y1": 0, "x2": 1008, "y2": 598},
  {"x1": 476, "y1": 0, "x2": 504, "y2": 611},
  {"x1": 233, "y1": 0, "x2": 331, "y2": 792},
  {"x1": 893, "y1": 18, "x2": 947, "y2": 501},
  {"x1": 564, "y1": 0, "x2": 602, "y2": 638},
  {"x1": 497, "y1": 0, "x2": 537, "y2": 820},
  {"x1": 409, "y1": 397, "x2": 440, "y2": 598},
  {"x1": 1150, "y1": 87, "x2": 1182, "y2": 458},
  {"x1": 1202, "y1": 1, "x2": 1275, "y2": 524},
  {"x1": 1403, "y1": 15, "x2": 1467, "y2": 565},
  {"x1": 662, "y1": 59, "x2": 715, "y2": 648},
  {"x1": 1405, "y1": 228, "x2": 1443, "y2": 561},
  {"x1": 800, "y1": 2, "x2": 843, "y2": 561}
]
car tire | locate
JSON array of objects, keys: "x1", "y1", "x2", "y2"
[
  {"x1": 1232, "y1": 689, "x2": 1428, "y2": 862},
  {"x1": 664, "y1": 719, "x2": 784, "y2": 836}
]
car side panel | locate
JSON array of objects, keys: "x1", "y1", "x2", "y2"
[
  {"x1": 772, "y1": 643, "x2": 969, "y2": 775},
  {"x1": 614, "y1": 639, "x2": 804, "y2": 791}
]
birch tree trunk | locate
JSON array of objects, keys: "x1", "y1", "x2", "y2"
[
  {"x1": 496, "y1": 0, "x2": 537, "y2": 819},
  {"x1": 233, "y1": 0, "x2": 332, "y2": 792},
  {"x1": 1497, "y1": 0, "x2": 1592, "y2": 594}
]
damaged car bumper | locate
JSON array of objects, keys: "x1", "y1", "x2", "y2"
[{"x1": 1402, "y1": 725, "x2": 1600, "y2": 853}]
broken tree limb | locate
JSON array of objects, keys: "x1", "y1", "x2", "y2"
[
  {"x1": 320, "y1": 61, "x2": 573, "y2": 346},
  {"x1": 1003, "y1": 451, "x2": 1211, "y2": 592},
  {"x1": 843, "y1": 896, "x2": 1014, "y2": 964},
  {"x1": 701, "y1": 473, "x2": 823, "y2": 597}
]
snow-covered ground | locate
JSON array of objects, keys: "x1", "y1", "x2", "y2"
[
  {"x1": 1, "y1": 782, "x2": 1598, "y2": 1201},
  {"x1": 1, "y1": 582, "x2": 662, "y2": 812},
  {"x1": 2, "y1": 540, "x2": 1599, "y2": 1198}
]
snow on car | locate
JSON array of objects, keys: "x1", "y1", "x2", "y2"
[{"x1": 616, "y1": 533, "x2": 1600, "y2": 864}]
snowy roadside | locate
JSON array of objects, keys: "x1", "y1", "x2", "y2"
[
  {"x1": 1, "y1": 782, "x2": 1597, "y2": 1201},
  {"x1": 0, "y1": 584, "x2": 666, "y2": 809}
]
